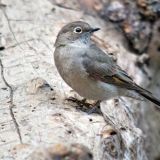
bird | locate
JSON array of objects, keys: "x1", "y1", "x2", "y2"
[{"x1": 54, "y1": 21, "x2": 160, "y2": 109}]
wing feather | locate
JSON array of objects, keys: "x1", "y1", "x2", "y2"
[{"x1": 82, "y1": 44, "x2": 147, "y2": 92}]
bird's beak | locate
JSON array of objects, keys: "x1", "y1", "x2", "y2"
[{"x1": 90, "y1": 28, "x2": 100, "y2": 33}]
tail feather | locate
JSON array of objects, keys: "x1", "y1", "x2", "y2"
[
  {"x1": 131, "y1": 83, "x2": 160, "y2": 108},
  {"x1": 138, "y1": 90, "x2": 160, "y2": 108}
]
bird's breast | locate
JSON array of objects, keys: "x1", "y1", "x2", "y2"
[{"x1": 54, "y1": 47, "x2": 88, "y2": 86}]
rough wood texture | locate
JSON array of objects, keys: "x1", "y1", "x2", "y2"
[{"x1": 0, "y1": 0, "x2": 160, "y2": 160}]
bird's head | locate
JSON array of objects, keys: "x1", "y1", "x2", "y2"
[{"x1": 55, "y1": 21, "x2": 100, "y2": 47}]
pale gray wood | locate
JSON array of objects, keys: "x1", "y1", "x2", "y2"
[{"x1": 0, "y1": 0, "x2": 160, "y2": 160}]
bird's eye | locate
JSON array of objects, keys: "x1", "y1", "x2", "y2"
[{"x1": 73, "y1": 27, "x2": 82, "y2": 34}]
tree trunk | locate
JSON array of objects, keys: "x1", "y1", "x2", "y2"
[{"x1": 0, "y1": 0, "x2": 160, "y2": 159}]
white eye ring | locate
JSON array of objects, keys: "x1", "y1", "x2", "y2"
[{"x1": 73, "y1": 27, "x2": 82, "y2": 34}]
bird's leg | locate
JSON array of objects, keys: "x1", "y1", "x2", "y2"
[{"x1": 87, "y1": 100, "x2": 101, "y2": 114}]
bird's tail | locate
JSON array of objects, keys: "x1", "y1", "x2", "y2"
[{"x1": 137, "y1": 88, "x2": 160, "y2": 109}]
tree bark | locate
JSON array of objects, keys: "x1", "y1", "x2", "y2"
[{"x1": 0, "y1": 0, "x2": 160, "y2": 160}]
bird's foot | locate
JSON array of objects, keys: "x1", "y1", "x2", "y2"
[
  {"x1": 87, "y1": 100, "x2": 101, "y2": 114},
  {"x1": 66, "y1": 97, "x2": 101, "y2": 114}
]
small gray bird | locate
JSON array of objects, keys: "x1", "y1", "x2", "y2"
[{"x1": 54, "y1": 21, "x2": 160, "y2": 108}]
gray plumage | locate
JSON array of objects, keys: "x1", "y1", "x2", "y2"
[{"x1": 54, "y1": 21, "x2": 160, "y2": 107}]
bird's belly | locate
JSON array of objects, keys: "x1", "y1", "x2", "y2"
[
  {"x1": 71, "y1": 78, "x2": 119, "y2": 100},
  {"x1": 60, "y1": 65, "x2": 119, "y2": 100}
]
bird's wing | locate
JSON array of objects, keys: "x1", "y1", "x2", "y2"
[{"x1": 82, "y1": 44, "x2": 146, "y2": 91}]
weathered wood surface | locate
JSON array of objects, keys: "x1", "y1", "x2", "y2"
[{"x1": 0, "y1": 0, "x2": 160, "y2": 160}]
